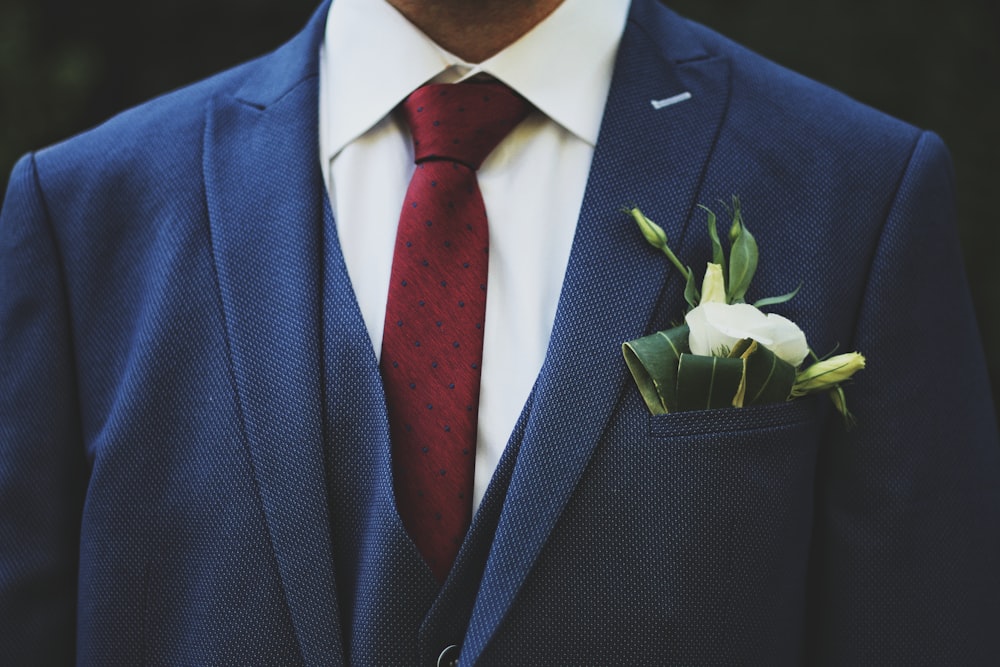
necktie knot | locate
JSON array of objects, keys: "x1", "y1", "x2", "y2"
[{"x1": 402, "y1": 82, "x2": 532, "y2": 170}]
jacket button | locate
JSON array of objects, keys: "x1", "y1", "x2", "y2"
[{"x1": 437, "y1": 644, "x2": 459, "y2": 667}]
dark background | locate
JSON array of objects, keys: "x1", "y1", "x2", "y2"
[{"x1": 2, "y1": 0, "x2": 999, "y2": 417}]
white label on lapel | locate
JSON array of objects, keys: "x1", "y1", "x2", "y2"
[{"x1": 651, "y1": 92, "x2": 693, "y2": 110}]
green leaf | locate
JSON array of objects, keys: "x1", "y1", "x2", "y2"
[
  {"x1": 829, "y1": 385, "x2": 857, "y2": 428},
  {"x1": 675, "y1": 353, "x2": 745, "y2": 411},
  {"x1": 698, "y1": 204, "x2": 727, "y2": 280},
  {"x1": 752, "y1": 282, "x2": 802, "y2": 309},
  {"x1": 727, "y1": 208, "x2": 758, "y2": 303},
  {"x1": 683, "y1": 266, "x2": 700, "y2": 309},
  {"x1": 733, "y1": 339, "x2": 797, "y2": 406},
  {"x1": 622, "y1": 324, "x2": 690, "y2": 414}
]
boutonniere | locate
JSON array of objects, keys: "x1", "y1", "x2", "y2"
[{"x1": 622, "y1": 198, "x2": 865, "y2": 424}]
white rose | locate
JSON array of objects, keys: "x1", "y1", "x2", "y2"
[{"x1": 685, "y1": 301, "x2": 809, "y2": 367}]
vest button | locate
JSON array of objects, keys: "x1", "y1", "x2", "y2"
[{"x1": 437, "y1": 644, "x2": 459, "y2": 667}]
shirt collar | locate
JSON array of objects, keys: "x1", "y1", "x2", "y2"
[{"x1": 321, "y1": 0, "x2": 631, "y2": 161}]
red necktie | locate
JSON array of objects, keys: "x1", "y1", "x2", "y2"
[{"x1": 381, "y1": 82, "x2": 531, "y2": 582}]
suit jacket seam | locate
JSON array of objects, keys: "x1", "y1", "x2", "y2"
[
  {"x1": 844, "y1": 129, "x2": 926, "y2": 353},
  {"x1": 25, "y1": 153, "x2": 87, "y2": 457}
]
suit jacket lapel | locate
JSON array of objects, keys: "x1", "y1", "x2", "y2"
[
  {"x1": 203, "y1": 3, "x2": 343, "y2": 664},
  {"x1": 461, "y1": 1, "x2": 731, "y2": 661}
]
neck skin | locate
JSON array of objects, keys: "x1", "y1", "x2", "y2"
[{"x1": 384, "y1": 0, "x2": 566, "y2": 63}]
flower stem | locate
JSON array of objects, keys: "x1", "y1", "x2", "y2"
[{"x1": 660, "y1": 244, "x2": 691, "y2": 282}]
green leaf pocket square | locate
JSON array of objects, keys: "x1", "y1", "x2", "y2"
[{"x1": 624, "y1": 329, "x2": 795, "y2": 415}]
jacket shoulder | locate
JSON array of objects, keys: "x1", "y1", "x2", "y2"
[
  {"x1": 31, "y1": 58, "x2": 267, "y2": 193},
  {"x1": 28, "y1": 1, "x2": 327, "y2": 199},
  {"x1": 675, "y1": 13, "x2": 924, "y2": 151}
]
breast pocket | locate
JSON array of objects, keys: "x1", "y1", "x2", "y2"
[
  {"x1": 563, "y1": 396, "x2": 829, "y2": 643},
  {"x1": 646, "y1": 396, "x2": 822, "y2": 440},
  {"x1": 633, "y1": 397, "x2": 827, "y2": 556}
]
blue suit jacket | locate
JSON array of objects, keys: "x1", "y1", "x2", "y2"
[{"x1": 2, "y1": 0, "x2": 999, "y2": 664}]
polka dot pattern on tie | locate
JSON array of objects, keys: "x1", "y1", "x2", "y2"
[{"x1": 380, "y1": 82, "x2": 531, "y2": 583}]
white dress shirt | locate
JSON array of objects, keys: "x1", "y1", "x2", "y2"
[{"x1": 319, "y1": 0, "x2": 631, "y2": 510}]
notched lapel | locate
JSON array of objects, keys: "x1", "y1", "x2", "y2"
[
  {"x1": 202, "y1": 4, "x2": 344, "y2": 662},
  {"x1": 461, "y1": 1, "x2": 732, "y2": 661}
]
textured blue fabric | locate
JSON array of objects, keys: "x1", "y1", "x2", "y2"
[{"x1": 1, "y1": 0, "x2": 998, "y2": 664}]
